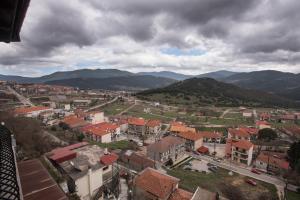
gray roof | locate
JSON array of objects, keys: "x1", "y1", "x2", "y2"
[{"x1": 147, "y1": 136, "x2": 185, "y2": 153}]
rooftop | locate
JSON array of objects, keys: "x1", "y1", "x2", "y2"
[
  {"x1": 199, "y1": 131, "x2": 222, "y2": 139},
  {"x1": 232, "y1": 140, "x2": 253, "y2": 150},
  {"x1": 146, "y1": 119, "x2": 161, "y2": 127},
  {"x1": 134, "y1": 167, "x2": 179, "y2": 199},
  {"x1": 147, "y1": 136, "x2": 185, "y2": 153},
  {"x1": 128, "y1": 117, "x2": 146, "y2": 126},
  {"x1": 257, "y1": 152, "x2": 289, "y2": 170},
  {"x1": 14, "y1": 106, "x2": 50, "y2": 115},
  {"x1": 177, "y1": 131, "x2": 202, "y2": 141},
  {"x1": 169, "y1": 188, "x2": 193, "y2": 200},
  {"x1": 18, "y1": 159, "x2": 67, "y2": 200}
]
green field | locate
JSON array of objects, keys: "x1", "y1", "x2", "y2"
[
  {"x1": 101, "y1": 101, "x2": 133, "y2": 115},
  {"x1": 286, "y1": 190, "x2": 300, "y2": 200},
  {"x1": 167, "y1": 166, "x2": 278, "y2": 200}
]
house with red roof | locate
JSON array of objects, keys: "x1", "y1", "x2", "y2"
[
  {"x1": 175, "y1": 131, "x2": 203, "y2": 151},
  {"x1": 255, "y1": 151, "x2": 289, "y2": 173},
  {"x1": 62, "y1": 115, "x2": 89, "y2": 129},
  {"x1": 228, "y1": 128, "x2": 251, "y2": 141},
  {"x1": 146, "y1": 119, "x2": 162, "y2": 135},
  {"x1": 81, "y1": 122, "x2": 120, "y2": 143},
  {"x1": 14, "y1": 106, "x2": 53, "y2": 118},
  {"x1": 255, "y1": 120, "x2": 272, "y2": 130},
  {"x1": 128, "y1": 117, "x2": 146, "y2": 135},
  {"x1": 231, "y1": 139, "x2": 254, "y2": 166},
  {"x1": 169, "y1": 121, "x2": 196, "y2": 133},
  {"x1": 260, "y1": 113, "x2": 271, "y2": 121},
  {"x1": 199, "y1": 131, "x2": 223, "y2": 143},
  {"x1": 133, "y1": 167, "x2": 193, "y2": 200}
]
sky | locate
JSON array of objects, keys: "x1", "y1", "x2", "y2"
[{"x1": 1, "y1": 0, "x2": 300, "y2": 77}]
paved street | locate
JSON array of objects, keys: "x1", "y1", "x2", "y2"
[
  {"x1": 7, "y1": 86, "x2": 34, "y2": 106},
  {"x1": 84, "y1": 96, "x2": 118, "y2": 112},
  {"x1": 189, "y1": 153, "x2": 286, "y2": 188}
]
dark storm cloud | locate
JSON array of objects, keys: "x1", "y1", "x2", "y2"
[{"x1": 24, "y1": 1, "x2": 96, "y2": 53}]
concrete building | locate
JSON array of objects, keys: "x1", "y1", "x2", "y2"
[
  {"x1": 147, "y1": 136, "x2": 185, "y2": 163},
  {"x1": 199, "y1": 131, "x2": 223, "y2": 143},
  {"x1": 255, "y1": 151, "x2": 289, "y2": 173},
  {"x1": 47, "y1": 143, "x2": 119, "y2": 200},
  {"x1": 81, "y1": 122, "x2": 120, "y2": 143},
  {"x1": 85, "y1": 111, "x2": 105, "y2": 124},
  {"x1": 128, "y1": 117, "x2": 146, "y2": 135},
  {"x1": 145, "y1": 119, "x2": 161, "y2": 135},
  {"x1": 175, "y1": 131, "x2": 203, "y2": 151},
  {"x1": 231, "y1": 140, "x2": 254, "y2": 166},
  {"x1": 14, "y1": 106, "x2": 53, "y2": 118}
]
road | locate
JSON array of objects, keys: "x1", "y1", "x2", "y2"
[
  {"x1": 7, "y1": 86, "x2": 34, "y2": 106},
  {"x1": 220, "y1": 108, "x2": 231, "y2": 118},
  {"x1": 84, "y1": 96, "x2": 118, "y2": 112},
  {"x1": 118, "y1": 103, "x2": 136, "y2": 115},
  {"x1": 189, "y1": 153, "x2": 285, "y2": 188}
]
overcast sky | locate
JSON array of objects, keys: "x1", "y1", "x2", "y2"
[{"x1": 1, "y1": 0, "x2": 300, "y2": 77}]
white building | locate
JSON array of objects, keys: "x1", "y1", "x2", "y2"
[{"x1": 231, "y1": 140, "x2": 254, "y2": 166}]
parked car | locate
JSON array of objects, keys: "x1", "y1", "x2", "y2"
[
  {"x1": 213, "y1": 158, "x2": 222, "y2": 162},
  {"x1": 207, "y1": 163, "x2": 215, "y2": 167},
  {"x1": 193, "y1": 150, "x2": 200, "y2": 155},
  {"x1": 251, "y1": 168, "x2": 261, "y2": 175},
  {"x1": 208, "y1": 167, "x2": 217, "y2": 173},
  {"x1": 245, "y1": 179, "x2": 257, "y2": 186}
]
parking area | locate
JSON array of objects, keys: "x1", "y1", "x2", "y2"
[{"x1": 204, "y1": 143, "x2": 226, "y2": 158}]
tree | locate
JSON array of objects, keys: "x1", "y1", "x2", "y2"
[
  {"x1": 287, "y1": 141, "x2": 300, "y2": 173},
  {"x1": 77, "y1": 133, "x2": 85, "y2": 142},
  {"x1": 258, "y1": 128, "x2": 277, "y2": 141},
  {"x1": 219, "y1": 185, "x2": 245, "y2": 200},
  {"x1": 59, "y1": 122, "x2": 69, "y2": 130}
]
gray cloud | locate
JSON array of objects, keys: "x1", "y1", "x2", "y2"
[{"x1": 1, "y1": 0, "x2": 300, "y2": 75}]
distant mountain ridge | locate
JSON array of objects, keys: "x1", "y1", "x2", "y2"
[
  {"x1": 137, "y1": 71, "x2": 192, "y2": 80},
  {"x1": 137, "y1": 77, "x2": 299, "y2": 107},
  {"x1": 197, "y1": 70, "x2": 238, "y2": 80},
  {"x1": 45, "y1": 75, "x2": 176, "y2": 91},
  {"x1": 222, "y1": 70, "x2": 300, "y2": 101}
]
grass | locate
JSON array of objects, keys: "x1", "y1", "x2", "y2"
[
  {"x1": 101, "y1": 101, "x2": 133, "y2": 115},
  {"x1": 167, "y1": 166, "x2": 278, "y2": 200},
  {"x1": 286, "y1": 190, "x2": 300, "y2": 200}
]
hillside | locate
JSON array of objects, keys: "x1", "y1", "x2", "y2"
[
  {"x1": 223, "y1": 70, "x2": 300, "y2": 101},
  {"x1": 137, "y1": 78, "x2": 299, "y2": 107},
  {"x1": 46, "y1": 75, "x2": 176, "y2": 91}
]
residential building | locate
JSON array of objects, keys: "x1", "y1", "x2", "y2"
[
  {"x1": 227, "y1": 128, "x2": 251, "y2": 141},
  {"x1": 242, "y1": 111, "x2": 253, "y2": 118},
  {"x1": 147, "y1": 136, "x2": 185, "y2": 163},
  {"x1": 169, "y1": 121, "x2": 196, "y2": 134},
  {"x1": 260, "y1": 113, "x2": 271, "y2": 121},
  {"x1": 255, "y1": 151, "x2": 289, "y2": 173},
  {"x1": 119, "y1": 150, "x2": 156, "y2": 172},
  {"x1": 81, "y1": 122, "x2": 120, "y2": 143},
  {"x1": 199, "y1": 131, "x2": 223, "y2": 143},
  {"x1": 256, "y1": 121, "x2": 272, "y2": 129},
  {"x1": 85, "y1": 111, "x2": 105, "y2": 124},
  {"x1": 47, "y1": 143, "x2": 119, "y2": 200},
  {"x1": 62, "y1": 115, "x2": 89, "y2": 129},
  {"x1": 118, "y1": 119, "x2": 128, "y2": 133},
  {"x1": 146, "y1": 119, "x2": 162, "y2": 135},
  {"x1": 133, "y1": 167, "x2": 193, "y2": 200},
  {"x1": 128, "y1": 117, "x2": 146, "y2": 135},
  {"x1": 231, "y1": 140, "x2": 254, "y2": 166},
  {"x1": 14, "y1": 106, "x2": 53, "y2": 117},
  {"x1": 175, "y1": 131, "x2": 203, "y2": 151}
]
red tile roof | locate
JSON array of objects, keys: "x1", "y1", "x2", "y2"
[
  {"x1": 135, "y1": 168, "x2": 179, "y2": 199},
  {"x1": 257, "y1": 152, "x2": 289, "y2": 170},
  {"x1": 147, "y1": 136, "x2": 185, "y2": 153},
  {"x1": 100, "y1": 153, "x2": 119, "y2": 165},
  {"x1": 177, "y1": 131, "x2": 202, "y2": 141},
  {"x1": 14, "y1": 106, "x2": 50, "y2": 115},
  {"x1": 128, "y1": 117, "x2": 146, "y2": 126},
  {"x1": 169, "y1": 188, "x2": 193, "y2": 200},
  {"x1": 228, "y1": 128, "x2": 250, "y2": 138},
  {"x1": 146, "y1": 119, "x2": 161, "y2": 127},
  {"x1": 256, "y1": 121, "x2": 271, "y2": 126},
  {"x1": 232, "y1": 140, "x2": 253, "y2": 150},
  {"x1": 81, "y1": 122, "x2": 119, "y2": 136},
  {"x1": 62, "y1": 115, "x2": 87, "y2": 128},
  {"x1": 199, "y1": 131, "x2": 222, "y2": 139},
  {"x1": 239, "y1": 127, "x2": 259, "y2": 135}
]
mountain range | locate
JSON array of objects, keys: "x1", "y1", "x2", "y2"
[
  {"x1": 137, "y1": 78, "x2": 299, "y2": 108},
  {"x1": 1, "y1": 68, "x2": 300, "y2": 101}
]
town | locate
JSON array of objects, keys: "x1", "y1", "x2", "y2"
[{"x1": 1, "y1": 81, "x2": 300, "y2": 200}]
